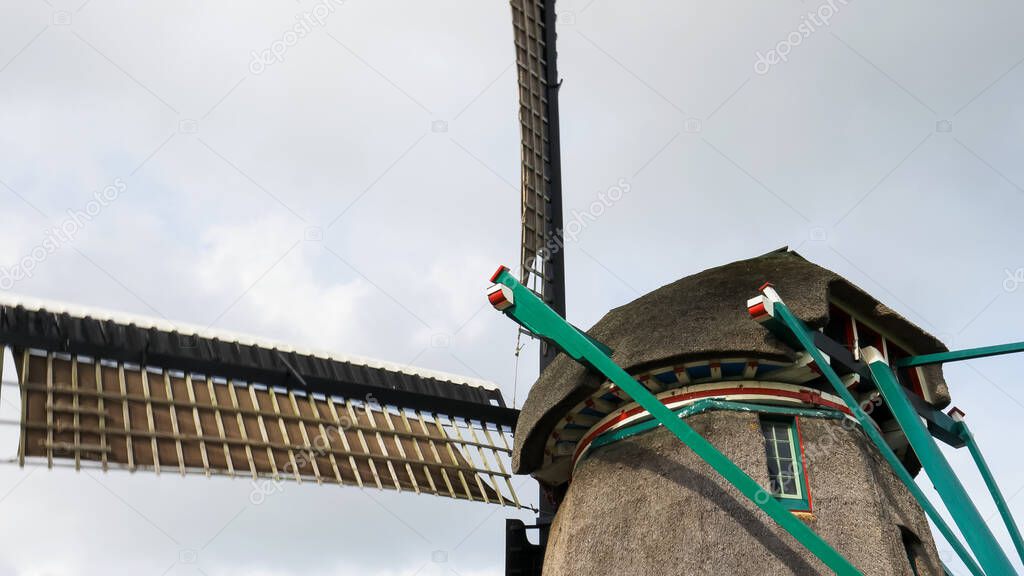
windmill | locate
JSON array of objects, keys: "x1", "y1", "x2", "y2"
[{"x1": 4, "y1": 2, "x2": 1024, "y2": 576}]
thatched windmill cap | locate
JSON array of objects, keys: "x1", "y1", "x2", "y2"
[{"x1": 513, "y1": 248, "x2": 950, "y2": 475}]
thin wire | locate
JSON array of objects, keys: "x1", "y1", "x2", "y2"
[{"x1": 512, "y1": 329, "x2": 525, "y2": 409}]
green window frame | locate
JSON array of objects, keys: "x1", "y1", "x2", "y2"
[{"x1": 759, "y1": 416, "x2": 811, "y2": 511}]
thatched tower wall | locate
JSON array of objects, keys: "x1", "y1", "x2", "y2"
[{"x1": 543, "y1": 412, "x2": 942, "y2": 575}]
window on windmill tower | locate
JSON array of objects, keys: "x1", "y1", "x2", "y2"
[{"x1": 759, "y1": 416, "x2": 811, "y2": 511}]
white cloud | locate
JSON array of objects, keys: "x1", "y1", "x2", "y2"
[{"x1": 193, "y1": 214, "x2": 374, "y2": 353}]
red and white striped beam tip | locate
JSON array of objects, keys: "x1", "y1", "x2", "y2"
[
  {"x1": 747, "y1": 295, "x2": 773, "y2": 323},
  {"x1": 487, "y1": 283, "x2": 515, "y2": 311},
  {"x1": 947, "y1": 406, "x2": 966, "y2": 422},
  {"x1": 747, "y1": 282, "x2": 782, "y2": 322}
]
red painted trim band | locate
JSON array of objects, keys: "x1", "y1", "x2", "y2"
[{"x1": 572, "y1": 387, "x2": 852, "y2": 464}]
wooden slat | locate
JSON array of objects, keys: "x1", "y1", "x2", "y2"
[
  {"x1": 94, "y1": 363, "x2": 108, "y2": 471},
  {"x1": 363, "y1": 402, "x2": 401, "y2": 492},
  {"x1": 327, "y1": 398, "x2": 363, "y2": 488},
  {"x1": 205, "y1": 376, "x2": 234, "y2": 477},
  {"x1": 248, "y1": 386, "x2": 279, "y2": 480},
  {"x1": 268, "y1": 388, "x2": 301, "y2": 483},
  {"x1": 306, "y1": 394, "x2": 343, "y2": 486},
  {"x1": 117, "y1": 363, "x2": 135, "y2": 471},
  {"x1": 431, "y1": 414, "x2": 474, "y2": 501},
  {"x1": 227, "y1": 381, "x2": 257, "y2": 480},
  {"x1": 381, "y1": 407, "x2": 418, "y2": 494},
  {"x1": 18, "y1": 349, "x2": 29, "y2": 467},
  {"x1": 287, "y1": 391, "x2": 320, "y2": 483},
  {"x1": 45, "y1": 353, "x2": 54, "y2": 469},
  {"x1": 71, "y1": 356, "x2": 81, "y2": 471},
  {"x1": 140, "y1": 370, "x2": 160, "y2": 474},
  {"x1": 346, "y1": 399, "x2": 383, "y2": 490},
  {"x1": 47, "y1": 441, "x2": 110, "y2": 454},
  {"x1": 185, "y1": 374, "x2": 210, "y2": 476},
  {"x1": 416, "y1": 411, "x2": 455, "y2": 498},
  {"x1": 48, "y1": 402, "x2": 106, "y2": 417},
  {"x1": 465, "y1": 420, "x2": 505, "y2": 506},
  {"x1": 482, "y1": 425, "x2": 519, "y2": 508},
  {"x1": 446, "y1": 417, "x2": 491, "y2": 504},
  {"x1": 400, "y1": 410, "x2": 436, "y2": 496},
  {"x1": 163, "y1": 372, "x2": 186, "y2": 476}
]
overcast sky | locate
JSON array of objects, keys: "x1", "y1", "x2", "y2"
[{"x1": 0, "y1": 0, "x2": 1023, "y2": 574}]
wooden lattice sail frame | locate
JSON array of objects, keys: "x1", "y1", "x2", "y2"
[
  {"x1": 0, "y1": 296, "x2": 521, "y2": 508},
  {"x1": 511, "y1": 0, "x2": 563, "y2": 305}
]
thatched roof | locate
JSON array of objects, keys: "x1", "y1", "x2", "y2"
[{"x1": 513, "y1": 248, "x2": 949, "y2": 474}]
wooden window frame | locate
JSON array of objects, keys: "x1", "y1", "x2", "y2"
[{"x1": 760, "y1": 415, "x2": 812, "y2": 512}]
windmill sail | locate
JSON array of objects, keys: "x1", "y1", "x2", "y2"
[
  {"x1": 0, "y1": 296, "x2": 520, "y2": 507},
  {"x1": 510, "y1": 0, "x2": 565, "y2": 322}
]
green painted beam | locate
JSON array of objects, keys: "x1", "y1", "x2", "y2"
[
  {"x1": 808, "y1": 325, "x2": 964, "y2": 448},
  {"x1": 956, "y1": 420, "x2": 1024, "y2": 565},
  {"x1": 904, "y1": 391, "x2": 965, "y2": 448},
  {"x1": 765, "y1": 300, "x2": 987, "y2": 576},
  {"x1": 488, "y1": 268, "x2": 863, "y2": 576},
  {"x1": 867, "y1": 353, "x2": 1018, "y2": 575},
  {"x1": 895, "y1": 341, "x2": 1024, "y2": 368}
]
